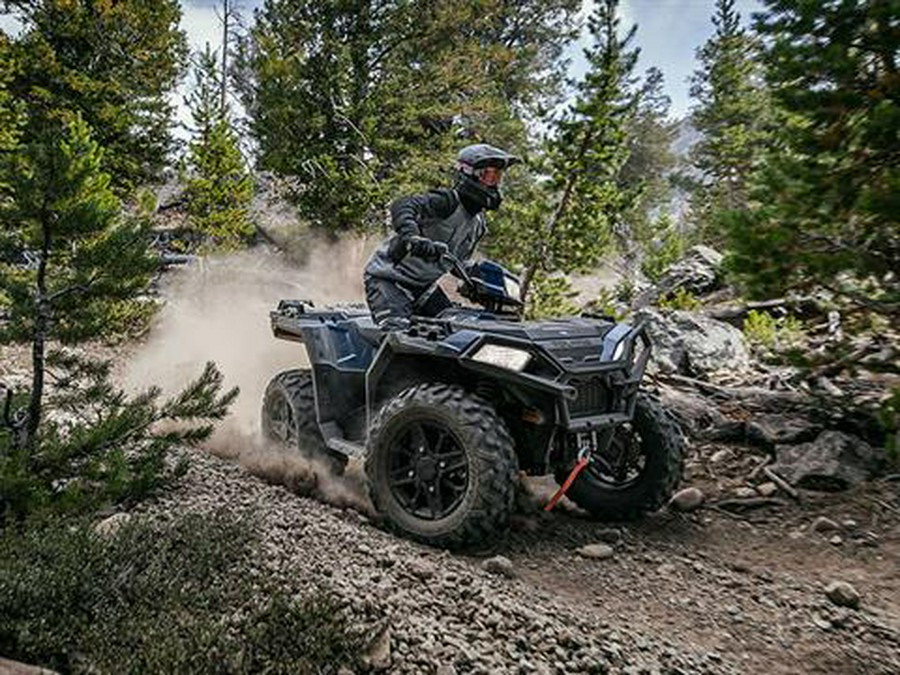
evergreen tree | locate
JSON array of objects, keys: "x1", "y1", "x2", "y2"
[
  {"x1": 688, "y1": 0, "x2": 770, "y2": 242},
  {"x1": 619, "y1": 66, "x2": 678, "y2": 281},
  {"x1": 184, "y1": 46, "x2": 254, "y2": 249},
  {"x1": 233, "y1": 0, "x2": 579, "y2": 232},
  {"x1": 5, "y1": 0, "x2": 188, "y2": 190},
  {"x1": 508, "y1": 0, "x2": 637, "y2": 309},
  {"x1": 0, "y1": 116, "x2": 237, "y2": 519},
  {"x1": 0, "y1": 115, "x2": 158, "y2": 448},
  {"x1": 726, "y1": 0, "x2": 899, "y2": 321}
]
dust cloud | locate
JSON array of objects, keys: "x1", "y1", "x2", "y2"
[{"x1": 124, "y1": 237, "x2": 378, "y2": 513}]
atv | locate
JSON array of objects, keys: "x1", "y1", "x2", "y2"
[{"x1": 261, "y1": 255, "x2": 683, "y2": 549}]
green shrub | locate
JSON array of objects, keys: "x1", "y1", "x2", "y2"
[
  {"x1": 640, "y1": 213, "x2": 685, "y2": 283},
  {"x1": 0, "y1": 512, "x2": 363, "y2": 674},
  {"x1": 0, "y1": 352, "x2": 237, "y2": 523},
  {"x1": 742, "y1": 309, "x2": 806, "y2": 359},
  {"x1": 658, "y1": 287, "x2": 701, "y2": 311},
  {"x1": 583, "y1": 288, "x2": 629, "y2": 322},
  {"x1": 526, "y1": 272, "x2": 580, "y2": 319}
]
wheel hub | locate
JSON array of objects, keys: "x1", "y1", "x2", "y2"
[
  {"x1": 387, "y1": 421, "x2": 469, "y2": 521},
  {"x1": 416, "y1": 457, "x2": 437, "y2": 482}
]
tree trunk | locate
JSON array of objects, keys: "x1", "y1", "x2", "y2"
[{"x1": 24, "y1": 223, "x2": 51, "y2": 452}]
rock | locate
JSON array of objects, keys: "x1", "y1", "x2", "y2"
[
  {"x1": 658, "y1": 386, "x2": 739, "y2": 440},
  {"x1": 771, "y1": 431, "x2": 883, "y2": 490},
  {"x1": 812, "y1": 516, "x2": 840, "y2": 533},
  {"x1": 746, "y1": 415, "x2": 822, "y2": 448},
  {"x1": 407, "y1": 558, "x2": 435, "y2": 581},
  {"x1": 757, "y1": 482, "x2": 778, "y2": 498},
  {"x1": 577, "y1": 543, "x2": 615, "y2": 560},
  {"x1": 0, "y1": 658, "x2": 59, "y2": 674},
  {"x1": 669, "y1": 487, "x2": 705, "y2": 512},
  {"x1": 829, "y1": 535, "x2": 843, "y2": 546},
  {"x1": 710, "y1": 449, "x2": 733, "y2": 465},
  {"x1": 363, "y1": 623, "x2": 391, "y2": 671},
  {"x1": 595, "y1": 528, "x2": 623, "y2": 545},
  {"x1": 481, "y1": 555, "x2": 516, "y2": 578},
  {"x1": 636, "y1": 308, "x2": 751, "y2": 377},
  {"x1": 657, "y1": 563, "x2": 677, "y2": 576},
  {"x1": 633, "y1": 246, "x2": 724, "y2": 309},
  {"x1": 825, "y1": 581, "x2": 861, "y2": 609},
  {"x1": 94, "y1": 512, "x2": 131, "y2": 537},
  {"x1": 733, "y1": 486, "x2": 758, "y2": 499}
]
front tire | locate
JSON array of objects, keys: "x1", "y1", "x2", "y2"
[
  {"x1": 261, "y1": 369, "x2": 347, "y2": 474},
  {"x1": 560, "y1": 393, "x2": 683, "y2": 520},
  {"x1": 365, "y1": 383, "x2": 518, "y2": 549}
]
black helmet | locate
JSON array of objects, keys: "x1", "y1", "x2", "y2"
[{"x1": 455, "y1": 143, "x2": 520, "y2": 212}]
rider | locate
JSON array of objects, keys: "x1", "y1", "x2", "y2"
[{"x1": 364, "y1": 143, "x2": 519, "y2": 327}]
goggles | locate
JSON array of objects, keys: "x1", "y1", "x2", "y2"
[{"x1": 475, "y1": 165, "x2": 504, "y2": 187}]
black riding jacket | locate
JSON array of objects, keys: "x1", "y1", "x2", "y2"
[{"x1": 364, "y1": 188, "x2": 485, "y2": 289}]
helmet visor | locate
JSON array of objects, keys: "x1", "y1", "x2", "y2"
[{"x1": 476, "y1": 166, "x2": 504, "y2": 187}]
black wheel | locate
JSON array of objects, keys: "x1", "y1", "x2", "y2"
[
  {"x1": 261, "y1": 369, "x2": 347, "y2": 474},
  {"x1": 559, "y1": 393, "x2": 683, "y2": 520},
  {"x1": 365, "y1": 383, "x2": 518, "y2": 549}
]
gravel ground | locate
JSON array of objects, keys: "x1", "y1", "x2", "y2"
[{"x1": 131, "y1": 449, "x2": 900, "y2": 675}]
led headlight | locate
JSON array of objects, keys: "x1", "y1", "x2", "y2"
[
  {"x1": 504, "y1": 276, "x2": 522, "y2": 301},
  {"x1": 472, "y1": 344, "x2": 531, "y2": 371},
  {"x1": 612, "y1": 340, "x2": 627, "y2": 361}
]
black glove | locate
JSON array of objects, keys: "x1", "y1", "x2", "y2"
[{"x1": 407, "y1": 236, "x2": 449, "y2": 263}]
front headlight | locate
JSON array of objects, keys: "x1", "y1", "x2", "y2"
[
  {"x1": 504, "y1": 276, "x2": 521, "y2": 301},
  {"x1": 612, "y1": 340, "x2": 627, "y2": 361},
  {"x1": 472, "y1": 344, "x2": 531, "y2": 371}
]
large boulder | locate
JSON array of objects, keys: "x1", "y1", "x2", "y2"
[
  {"x1": 636, "y1": 308, "x2": 752, "y2": 377},
  {"x1": 633, "y1": 245, "x2": 724, "y2": 309},
  {"x1": 659, "y1": 245, "x2": 724, "y2": 295},
  {"x1": 771, "y1": 431, "x2": 883, "y2": 490}
]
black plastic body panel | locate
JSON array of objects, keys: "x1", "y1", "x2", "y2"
[{"x1": 269, "y1": 300, "x2": 651, "y2": 472}]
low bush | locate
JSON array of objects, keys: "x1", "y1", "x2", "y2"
[
  {"x1": 742, "y1": 309, "x2": 806, "y2": 361},
  {"x1": 0, "y1": 511, "x2": 363, "y2": 674},
  {"x1": 658, "y1": 287, "x2": 701, "y2": 312},
  {"x1": 0, "y1": 352, "x2": 238, "y2": 523}
]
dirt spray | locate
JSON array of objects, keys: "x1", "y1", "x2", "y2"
[{"x1": 124, "y1": 238, "x2": 378, "y2": 514}]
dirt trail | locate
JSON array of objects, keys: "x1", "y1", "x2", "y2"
[{"x1": 127, "y1": 446, "x2": 898, "y2": 674}]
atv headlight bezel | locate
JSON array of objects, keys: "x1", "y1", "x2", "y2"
[{"x1": 471, "y1": 343, "x2": 531, "y2": 371}]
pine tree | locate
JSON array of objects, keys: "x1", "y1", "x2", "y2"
[
  {"x1": 184, "y1": 45, "x2": 254, "y2": 249},
  {"x1": 688, "y1": 0, "x2": 771, "y2": 242},
  {"x1": 725, "y1": 0, "x2": 899, "y2": 320},
  {"x1": 0, "y1": 115, "x2": 158, "y2": 448},
  {"x1": 6, "y1": 0, "x2": 188, "y2": 190},
  {"x1": 510, "y1": 0, "x2": 638, "y2": 309},
  {"x1": 0, "y1": 116, "x2": 238, "y2": 519},
  {"x1": 233, "y1": 0, "x2": 580, "y2": 232},
  {"x1": 619, "y1": 66, "x2": 678, "y2": 281}
]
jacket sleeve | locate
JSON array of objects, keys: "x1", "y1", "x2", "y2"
[{"x1": 389, "y1": 188, "x2": 458, "y2": 239}]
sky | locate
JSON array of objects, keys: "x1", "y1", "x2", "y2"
[{"x1": 1, "y1": 0, "x2": 765, "y2": 132}]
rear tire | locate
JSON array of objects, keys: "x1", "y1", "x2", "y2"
[
  {"x1": 560, "y1": 393, "x2": 683, "y2": 520},
  {"x1": 261, "y1": 369, "x2": 347, "y2": 474},
  {"x1": 365, "y1": 383, "x2": 517, "y2": 549}
]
